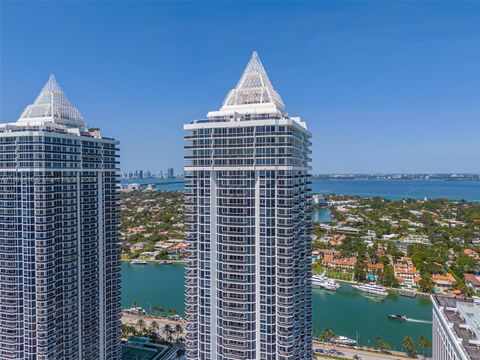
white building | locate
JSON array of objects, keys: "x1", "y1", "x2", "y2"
[
  {"x1": 0, "y1": 75, "x2": 121, "y2": 359},
  {"x1": 431, "y1": 295, "x2": 480, "y2": 359},
  {"x1": 184, "y1": 52, "x2": 312, "y2": 360}
]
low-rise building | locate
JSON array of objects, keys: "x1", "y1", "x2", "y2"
[
  {"x1": 322, "y1": 255, "x2": 357, "y2": 271},
  {"x1": 465, "y1": 249, "x2": 480, "y2": 261},
  {"x1": 431, "y1": 273, "x2": 456, "y2": 293},
  {"x1": 402, "y1": 234, "x2": 430, "y2": 245},
  {"x1": 464, "y1": 274, "x2": 480, "y2": 293},
  {"x1": 394, "y1": 257, "x2": 421, "y2": 288}
]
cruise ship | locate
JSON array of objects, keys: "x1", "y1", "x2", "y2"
[
  {"x1": 312, "y1": 273, "x2": 341, "y2": 291},
  {"x1": 352, "y1": 282, "x2": 388, "y2": 296}
]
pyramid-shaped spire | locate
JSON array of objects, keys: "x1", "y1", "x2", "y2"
[
  {"x1": 221, "y1": 51, "x2": 285, "y2": 112},
  {"x1": 18, "y1": 74, "x2": 86, "y2": 128}
]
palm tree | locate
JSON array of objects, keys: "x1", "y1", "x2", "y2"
[
  {"x1": 174, "y1": 323, "x2": 183, "y2": 342},
  {"x1": 131, "y1": 300, "x2": 140, "y2": 308},
  {"x1": 152, "y1": 306, "x2": 165, "y2": 317},
  {"x1": 163, "y1": 323, "x2": 174, "y2": 343},
  {"x1": 375, "y1": 335, "x2": 391, "y2": 352},
  {"x1": 418, "y1": 335, "x2": 431, "y2": 356},
  {"x1": 121, "y1": 324, "x2": 131, "y2": 338},
  {"x1": 150, "y1": 320, "x2": 159, "y2": 330},
  {"x1": 403, "y1": 336, "x2": 416, "y2": 357},
  {"x1": 167, "y1": 309, "x2": 178, "y2": 318},
  {"x1": 136, "y1": 318, "x2": 146, "y2": 330},
  {"x1": 319, "y1": 328, "x2": 336, "y2": 342}
]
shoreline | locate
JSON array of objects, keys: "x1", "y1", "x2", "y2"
[
  {"x1": 330, "y1": 278, "x2": 432, "y2": 298},
  {"x1": 121, "y1": 258, "x2": 187, "y2": 264}
]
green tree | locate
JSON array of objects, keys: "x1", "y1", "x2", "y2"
[
  {"x1": 354, "y1": 261, "x2": 367, "y2": 282},
  {"x1": 418, "y1": 336, "x2": 431, "y2": 356},
  {"x1": 381, "y1": 264, "x2": 399, "y2": 288},
  {"x1": 136, "y1": 318, "x2": 146, "y2": 330},
  {"x1": 319, "y1": 328, "x2": 336, "y2": 342},
  {"x1": 403, "y1": 336, "x2": 416, "y2": 356},
  {"x1": 174, "y1": 323, "x2": 184, "y2": 342},
  {"x1": 418, "y1": 277, "x2": 434, "y2": 293},
  {"x1": 162, "y1": 324, "x2": 174, "y2": 343}
]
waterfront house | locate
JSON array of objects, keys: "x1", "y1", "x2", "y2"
[
  {"x1": 431, "y1": 273, "x2": 456, "y2": 293},
  {"x1": 366, "y1": 262, "x2": 384, "y2": 280},
  {"x1": 322, "y1": 255, "x2": 357, "y2": 271},
  {"x1": 394, "y1": 257, "x2": 421, "y2": 287},
  {"x1": 464, "y1": 274, "x2": 480, "y2": 293}
]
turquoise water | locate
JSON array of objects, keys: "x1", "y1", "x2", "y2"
[
  {"x1": 121, "y1": 263, "x2": 432, "y2": 352},
  {"x1": 121, "y1": 178, "x2": 480, "y2": 201},
  {"x1": 312, "y1": 207, "x2": 331, "y2": 222}
]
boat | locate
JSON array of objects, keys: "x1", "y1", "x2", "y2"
[
  {"x1": 352, "y1": 282, "x2": 388, "y2": 296},
  {"x1": 312, "y1": 274, "x2": 341, "y2": 291},
  {"x1": 125, "y1": 306, "x2": 146, "y2": 315},
  {"x1": 388, "y1": 314, "x2": 407, "y2": 321},
  {"x1": 130, "y1": 259, "x2": 148, "y2": 265},
  {"x1": 331, "y1": 336, "x2": 357, "y2": 346}
]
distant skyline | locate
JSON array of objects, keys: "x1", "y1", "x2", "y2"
[{"x1": 1, "y1": 1, "x2": 479, "y2": 173}]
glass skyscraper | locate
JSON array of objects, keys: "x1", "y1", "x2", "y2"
[
  {"x1": 184, "y1": 52, "x2": 312, "y2": 360},
  {"x1": 0, "y1": 75, "x2": 121, "y2": 359}
]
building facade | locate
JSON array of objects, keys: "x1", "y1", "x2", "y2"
[
  {"x1": 184, "y1": 52, "x2": 312, "y2": 360},
  {"x1": 431, "y1": 295, "x2": 480, "y2": 360},
  {"x1": 0, "y1": 75, "x2": 121, "y2": 359}
]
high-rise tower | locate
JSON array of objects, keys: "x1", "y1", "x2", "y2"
[
  {"x1": 184, "y1": 52, "x2": 312, "y2": 360},
  {"x1": 0, "y1": 75, "x2": 121, "y2": 359}
]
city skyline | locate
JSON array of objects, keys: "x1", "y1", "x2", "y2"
[{"x1": 2, "y1": 1, "x2": 479, "y2": 174}]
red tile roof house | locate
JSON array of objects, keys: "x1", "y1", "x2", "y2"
[
  {"x1": 464, "y1": 274, "x2": 480, "y2": 293},
  {"x1": 431, "y1": 273, "x2": 456, "y2": 293},
  {"x1": 322, "y1": 255, "x2": 357, "y2": 271},
  {"x1": 366, "y1": 262, "x2": 384, "y2": 281},
  {"x1": 394, "y1": 257, "x2": 421, "y2": 288}
]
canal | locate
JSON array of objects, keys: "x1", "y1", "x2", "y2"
[{"x1": 121, "y1": 262, "x2": 432, "y2": 353}]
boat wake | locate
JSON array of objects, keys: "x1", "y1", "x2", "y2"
[{"x1": 405, "y1": 318, "x2": 432, "y2": 324}]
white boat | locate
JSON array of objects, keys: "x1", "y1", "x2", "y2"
[
  {"x1": 352, "y1": 282, "x2": 388, "y2": 296},
  {"x1": 126, "y1": 306, "x2": 146, "y2": 314},
  {"x1": 130, "y1": 259, "x2": 148, "y2": 265},
  {"x1": 312, "y1": 274, "x2": 341, "y2": 291},
  {"x1": 331, "y1": 336, "x2": 357, "y2": 346}
]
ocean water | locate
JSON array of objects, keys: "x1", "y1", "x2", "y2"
[
  {"x1": 121, "y1": 263, "x2": 432, "y2": 353},
  {"x1": 121, "y1": 178, "x2": 480, "y2": 201},
  {"x1": 310, "y1": 178, "x2": 479, "y2": 201}
]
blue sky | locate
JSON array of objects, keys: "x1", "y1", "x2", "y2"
[{"x1": 1, "y1": 1, "x2": 479, "y2": 174}]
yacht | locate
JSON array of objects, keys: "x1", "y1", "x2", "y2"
[
  {"x1": 331, "y1": 336, "x2": 357, "y2": 346},
  {"x1": 388, "y1": 314, "x2": 407, "y2": 321},
  {"x1": 312, "y1": 273, "x2": 341, "y2": 291},
  {"x1": 352, "y1": 282, "x2": 388, "y2": 296},
  {"x1": 126, "y1": 306, "x2": 147, "y2": 314},
  {"x1": 130, "y1": 259, "x2": 148, "y2": 265}
]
